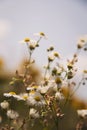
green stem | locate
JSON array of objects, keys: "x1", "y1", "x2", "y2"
[{"x1": 37, "y1": 36, "x2": 42, "y2": 44}]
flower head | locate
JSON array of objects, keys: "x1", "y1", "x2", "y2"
[
  {"x1": 0, "y1": 100, "x2": 9, "y2": 109},
  {"x1": 29, "y1": 108, "x2": 40, "y2": 119},
  {"x1": 77, "y1": 35, "x2": 87, "y2": 49},
  {"x1": 4, "y1": 92, "x2": 16, "y2": 98},
  {"x1": 53, "y1": 52, "x2": 60, "y2": 58},
  {"x1": 48, "y1": 54, "x2": 55, "y2": 62},
  {"x1": 7, "y1": 109, "x2": 19, "y2": 119},
  {"x1": 14, "y1": 93, "x2": 29, "y2": 101},
  {"x1": 55, "y1": 92, "x2": 64, "y2": 101},
  {"x1": 83, "y1": 70, "x2": 87, "y2": 74},
  {"x1": 48, "y1": 80, "x2": 57, "y2": 92},
  {"x1": 27, "y1": 92, "x2": 46, "y2": 107},
  {"x1": 24, "y1": 38, "x2": 30, "y2": 43},
  {"x1": 77, "y1": 109, "x2": 87, "y2": 119},
  {"x1": 34, "y1": 32, "x2": 47, "y2": 39},
  {"x1": 37, "y1": 85, "x2": 49, "y2": 95}
]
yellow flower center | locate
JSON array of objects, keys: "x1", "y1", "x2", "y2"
[
  {"x1": 34, "y1": 96, "x2": 41, "y2": 101},
  {"x1": 24, "y1": 38, "x2": 30, "y2": 42},
  {"x1": 23, "y1": 95, "x2": 28, "y2": 100},
  {"x1": 39, "y1": 32, "x2": 45, "y2": 36},
  {"x1": 33, "y1": 86, "x2": 38, "y2": 89},
  {"x1": 54, "y1": 52, "x2": 59, "y2": 58},
  {"x1": 9, "y1": 92, "x2": 16, "y2": 95},
  {"x1": 30, "y1": 90, "x2": 35, "y2": 94},
  {"x1": 83, "y1": 70, "x2": 87, "y2": 74}
]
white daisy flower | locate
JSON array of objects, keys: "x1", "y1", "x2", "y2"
[
  {"x1": 48, "y1": 53, "x2": 55, "y2": 62},
  {"x1": 77, "y1": 109, "x2": 87, "y2": 118},
  {"x1": 34, "y1": 32, "x2": 48, "y2": 39},
  {"x1": 77, "y1": 35, "x2": 87, "y2": 49},
  {"x1": 3, "y1": 92, "x2": 16, "y2": 98},
  {"x1": 29, "y1": 108, "x2": 40, "y2": 119},
  {"x1": 37, "y1": 85, "x2": 49, "y2": 94},
  {"x1": 0, "y1": 100, "x2": 9, "y2": 109},
  {"x1": 26, "y1": 87, "x2": 34, "y2": 92},
  {"x1": 27, "y1": 92, "x2": 46, "y2": 107},
  {"x1": 26, "y1": 85, "x2": 39, "y2": 93},
  {"x1": 19, "y1": 37, "x2": 30, "y2": 44},
  {"x1": 7, "y1": 109, "x2": 19, "y2": 119},
  {"x1": 14, "y1": 93, "x2": 29, "y2": 101},
  {"x1": 19, "y1": 38, "x2": 38, "y2": 47}
]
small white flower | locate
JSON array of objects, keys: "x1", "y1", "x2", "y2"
[
  {"x1": 48, "y1": 80, "x2": 57, "y2": 92},
  {"x1": 37, "y1": 86, "x2": 49, "y2": 94},
  {"x1": 53, "y1": 51, "x2": 60, "y2": 58},
  {"x1": 14, "y1": 93, "x2": 29, "y2": 101},
  {"x1": 3, "y1": 92, "x2": 16, "y2": 98},
  {"x1": 0, "y1": 100, "x2": 9, "y2": 109},
  {"x1": 29, "y1": 108, "x2": 40, "y2": 119},
  {"x1": 19, "y1": 37, "x2": 30, "y2": 43},
  {"x1": 77, "y1": 35, "x2": 87, "y2": 49},
  {"x1": 55, "y1": 92, "x2": 64, "y2": 101},
  {"x1": 77, "y1": 109, "x2": 87, "y2": 118},
  {"x1": 19, "y1": 38, "x2": 38, "y2": 46},
  {"x1": 7, "y1": 109, "x2": 19, "y2": 119},
  {"x1": 27, "y1": 92, "x2": 46, "y2": 107},
  {"x1": 48, "y1": 53, "x2": 55, "y2": 62},
  {"x1": 26, "y1": 87, "x2": 34, "y2": 92},
  {"x1": 34, "y1": 32, "x2": 48, "y2": 39}
]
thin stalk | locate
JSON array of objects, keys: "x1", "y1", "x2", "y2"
[
  {"x1": 37, "y1": 36, "x2": 42, "y2": 44},
  {"x1": 26, "y1": 42, "x2": 32, "y2": 62},
  {"x1": 69, "y1": 76, "x2": 84, "y2": 98},
  {"x1": 43, "y1": 62, "x2": 50, "y2": 80}
]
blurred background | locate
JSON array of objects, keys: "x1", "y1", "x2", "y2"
[{"x1": 0, "y1": 0, "x2": 87, "y2": 129}]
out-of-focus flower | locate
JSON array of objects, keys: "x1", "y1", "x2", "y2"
[
  {"x1": 83, "y1": 70, "x2": 87, "y2": 74},
  {"x1": 47, "y1": 46, "x2": 54, "y2": 52},
  {"x1": 34, "y1": 32, "x2": 47, "y2": 39},
  {"x1": 55, "y1": 92, "x2": 64, "y2": 101},
  {"x1": 27, "y1": 39, "x2": 39, "y2": 50},
  {"x1": 48, "y1": 54, "x2": 55, "y2": 62},
  {"x1": 77, "y1": 109, "x2": 87, "y2": 118},
  {"x1": 0, "y1": 100, "x2": 9, "y2": 109},
  {"x1": 77, "y1": 35, "x2": 87, "y2": 49},
  {"x1": 7, "y1": 110, "x2": 19, "y2": 119},
  {"x1": 47, "y1": 80, "x2": 57, "y2": 94},
  {"x1": 48, "y1": 51, "x2": 60, "y2": 62},
  {"x1": 4, "y1": 92, "x2": 16, "y2": 98},
  {"x1": 53, "y1": 52, "x2": 60, "y2": 58},
  {"x1": 55, "y1": 77, "x2": 62, "y2": 84},
  {"x1": 26, "y1": 87, "x2": 34, "y2": 92},
  {"x1": 19, "y1": 37, "x2": 30, "y2": 43},
  {"x1": 26, "y1": 85, "x2": 39, "y2": 93},
  {"x1": 19, "y1": 38, "x2": 38, "y2": 48},
  {"x1": 27, "y1": 92, "x2": 46, "y2": 107},
  {"x1": 37, "y1": 85, "x2": 49, "y2": 94},
  {"x1": 67, "y1": 62, "x2": 73, "y2": 70},
  {"x1": 29, "y1": 108, "x2": 40, "y2": 119}
]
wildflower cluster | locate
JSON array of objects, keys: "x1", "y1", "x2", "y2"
[{"x1": 0, "y1": 33, "x2": 87, "y2": 130}]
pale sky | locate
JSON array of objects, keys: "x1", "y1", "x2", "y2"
[{"x1": 0, "y1": 0, "x2": 87, "y2": 100}]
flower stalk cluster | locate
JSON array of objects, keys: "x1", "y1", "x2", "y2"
[{"x1": 0, "y1": 32, "x2": 87, "y2": 130}]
